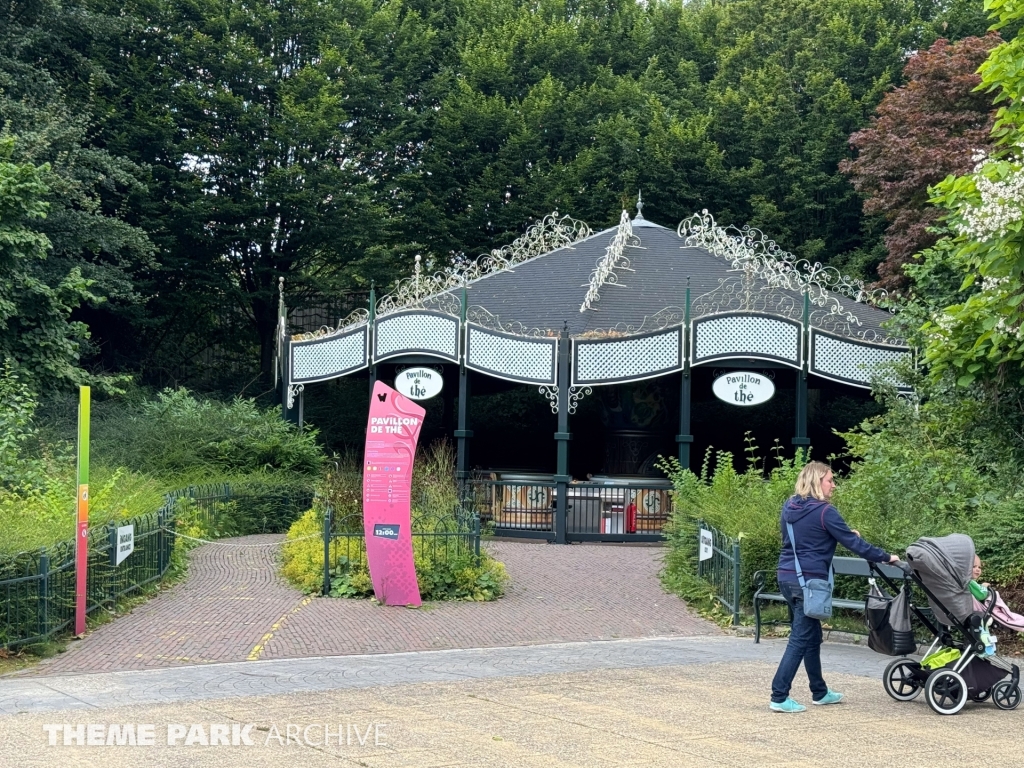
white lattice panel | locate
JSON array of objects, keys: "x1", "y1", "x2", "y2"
[
  {"x1": 574, "y1": 330, "x2": 681, "y2": 385},
  {"x1": 291, "y1": 329, "x2": 367, "y2": 382},
  {"x1": 693, "y1": 315, "x2": 799, "y2": 365},
  {"x1": 812, "y1": 332, "x2": 911, "y2": 389},
  {"x1": 467, "y1": 327, "x2": 556, "y2": 384},
  {"x1": 375, "y1": 313, "x2": 459, "y2": 361}
]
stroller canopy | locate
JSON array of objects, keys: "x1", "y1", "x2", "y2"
[{"x1": 905, "y1": 534, "x2": 976, "y2": 625}]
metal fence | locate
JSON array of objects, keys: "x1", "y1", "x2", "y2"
[
  {"x1": 0, "y1": 483, "x2": 312, "y2": 650},
  {"x1": 322, "y1": 504, "x2": 481, "y2": 596},
  {"x1": 0, "y1": 499, "x2": 177, "y2": 650},
  {"x1": 695, "y1": 519, "x2": 741, "y2": 625},
  {"x1": 462, "y1": 477, "x2": 672, "y2": 543}
]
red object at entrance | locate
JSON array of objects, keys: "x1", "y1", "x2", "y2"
[{"x1": 626, "y1": 502, "x2": 637, "y2": 534}]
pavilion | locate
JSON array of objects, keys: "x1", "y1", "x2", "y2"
[{"x1": 276, "y1": 201, "x2": 911, "y2": 542}]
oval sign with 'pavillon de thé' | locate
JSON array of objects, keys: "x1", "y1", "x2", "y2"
[
  {"x1": 712, "y1": 371, "x2": 775, "y2": 407},
  {"x1": 395, "y1": 367, "x2": 443, "y2": 401}
]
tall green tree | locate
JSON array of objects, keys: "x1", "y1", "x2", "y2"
[
  {"x1": 90, "y1": 0, "x2": 446, "y2": 383},
  {"x1": 0, "y1": 141, "x2": 95, "y2": 388},
  {"x1": 0, "y1": 0, "x2": 154, "y2": 364}
]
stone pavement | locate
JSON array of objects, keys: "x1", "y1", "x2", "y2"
[
  {"x1": 23, "y1": 538, "x2": 716, "y2": 676},
  {"x1": 0, "y1": 636, "x2": 1020, "y2": 767}
]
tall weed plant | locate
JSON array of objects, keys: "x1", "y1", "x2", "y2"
[
  {"x1": 0, "y1": 467, "x2": 167, "y2": 556},
  {"x1": 659, "y1": 438, "x2": 802, "y2": 601}
]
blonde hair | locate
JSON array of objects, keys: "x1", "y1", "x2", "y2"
[{"x1": 793, "y1": 461, "x2": 832, "y2": 502}]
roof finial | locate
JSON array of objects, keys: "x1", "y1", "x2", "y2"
[{"x1": 635, "y1": 190, "x2": 645, "y2": 220}]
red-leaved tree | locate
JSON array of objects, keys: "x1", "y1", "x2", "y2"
[{"x1": 842, "y1": 34, "x2": 1001, "y2": 291}]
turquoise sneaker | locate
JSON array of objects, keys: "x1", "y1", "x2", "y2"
[
  {"x1": 769, "y1": 698, "x2": 806, "y2": 713},
  {"x1": 812, "y1": 690, "x2": 844, "y2": 706}
]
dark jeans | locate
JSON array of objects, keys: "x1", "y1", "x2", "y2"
[{"x1": 770, "y1": 581, "x2": 829, "y2": 703}]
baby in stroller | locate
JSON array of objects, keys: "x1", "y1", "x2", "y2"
[
  {"x1": 869, "y1": 533, "x2": 1022, "y2": 715},
  {"x1": 971, "y1": 556, "x2": 1024, "y2": 634}
]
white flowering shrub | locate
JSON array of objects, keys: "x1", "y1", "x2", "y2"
[
  {"x1": 953, "y1": 149, "x2": 1024, "y2": 243},
  {"x1": 921, "y1": 0, "x2": 1024, "y2": 387}
]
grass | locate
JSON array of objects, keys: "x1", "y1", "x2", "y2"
[{"x1": 0, "y1": 468, "x2": 169, "y2": 557}]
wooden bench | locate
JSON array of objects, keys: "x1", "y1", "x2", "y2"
[{"x1": 752, "y1": 557, "x2": 905, "y2": 643}]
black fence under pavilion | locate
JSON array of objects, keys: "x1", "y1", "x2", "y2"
[{"x1": 462, "y1": 476, "x2": 673, "y2": 543}]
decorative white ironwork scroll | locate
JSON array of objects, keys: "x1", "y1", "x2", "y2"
[
  {"x1": 567, "y1": 386, "x2": 593, "y2": 415},
  {"x1": 538, "y1": 385, "x2": 559, "y2": 414},
  {"x1": 292, "y1": 308, "x2": 370, "y2": 342},
  {"x1": 376, "y1": 212, "x2": 592, "y2": 318},
  {"x1": 580, "y1": 210, "x2": 640, "y2": 312},
  {"x1": 575, "y1": 307, "x2": 685, "y2": 339},
  {"x1": 811, "y1": 312, "x2": 905, "y2": 346},
  {"x1": 691, "y1": 266, "x2": 801, "y2": 322},
  {"x1": 678, "y1": 210, "x2": 893, "y2": 327},
  {"x1": 286, "y1": 383, "x2": 305, "y2": 410},
  {"x1": 465, "y1": 306, "x2": 558, "y2": 338}
]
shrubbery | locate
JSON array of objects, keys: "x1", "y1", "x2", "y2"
[
  {"x1": 659, "y1": 440, "x2": 803, "y2": 602},
  {"x1": 2, "y1": 379, "x2": 320, "y2": 556},
  {"x1": 70, "y1": 388, "x2": 325, "y2": 478},
  {"x1": 281, "y1": 443, "x2": 509, "y2": 601},
  {"x1": 663, "y1": 386, "x2": 1024, "y2": 610}
]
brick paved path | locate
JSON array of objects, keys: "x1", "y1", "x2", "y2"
[{"x1": 24, "y1": 537, "x2": 717, "y2": 676}]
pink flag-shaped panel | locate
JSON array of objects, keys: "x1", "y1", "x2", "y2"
[{"x1": 362, "y1": 381, "x2": 425, "y2": 606}]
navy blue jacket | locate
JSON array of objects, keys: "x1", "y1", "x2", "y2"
[{"x1": 776, "y1": 495, "x2": 889, "y2": 583}]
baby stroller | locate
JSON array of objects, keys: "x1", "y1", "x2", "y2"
[{"x1": 868, "y1": 533, "x2": 1021, "y2": 716}]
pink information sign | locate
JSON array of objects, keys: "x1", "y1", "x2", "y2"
[{"x1": 362, "y1": 381, "x2": 425, "y2": 606}]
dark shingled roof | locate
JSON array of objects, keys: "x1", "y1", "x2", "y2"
[{"x1": 460, "y1": 215, "x2": 895, "y2": 338}]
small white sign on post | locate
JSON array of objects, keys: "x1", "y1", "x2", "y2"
[
  {"x1": 115, "y1": 524, "x2": 135, "y2": 566},
  {"x1": 699, "y1": 528, "x2": 714, "y2": 562}
]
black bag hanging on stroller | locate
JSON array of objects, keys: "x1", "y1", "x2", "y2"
[{"x1": 867, "y1": 581, "x2": 916, "y2": 656}]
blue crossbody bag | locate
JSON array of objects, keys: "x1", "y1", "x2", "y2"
[{"x1": 786, "y1": 521, "x2": 834, "y2": 621}]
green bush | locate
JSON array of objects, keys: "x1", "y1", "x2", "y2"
[
  {"x1": 40, "y1": 387, "x2": 324, "y2": 478},
  {"x1": 0, "y1": 466, "x2": 168, "y2": 556},
  {"x1": 227, "y1": 473, "x2": 315, "y2": 534},
  {"x1": 0, "y1": 362, "x2": 60, "y2": 489},
  {"x1": 659, "y1": 439, "x2": 802, "y2": 604},
  {"x1": 663, "y1": 391, "x2": 1024, "y2": 608},
  {"x1": 281, "y1": 442, "x2": 509, "y2": 601},
  {"x1": 835, "y1": 392, "x2": 1024, "y2": 585}
]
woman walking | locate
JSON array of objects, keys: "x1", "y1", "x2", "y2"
[{"x1": 770, "y1": 461, "x2": 900, "y2": 712}]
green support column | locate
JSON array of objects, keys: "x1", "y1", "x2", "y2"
[
  {"x1": 455, "y1": 287, "x2": 473, "y2": 482},
  {"x1": 677, "y1": 282, "x2": 693, "y2": 470},
  {"x1": 793, "y1": 291, "x2": 811, "y2": 461},
  {"x1": 554, "y1": 324, "x2": 571, "y2": 544}
]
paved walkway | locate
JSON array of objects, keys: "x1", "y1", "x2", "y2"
[
  {"x1": 23, "y1": 538, "x2": 716, "y2": 676},
  {"x1": 1, "y1": 637, "x2": 1019, "y2": 767}
]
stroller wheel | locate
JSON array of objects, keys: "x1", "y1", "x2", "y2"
[
  {"x1": 883, "y1": 659, "x2": 922, "y2": 701},
  {"x1": 992, "y1": 681, "x2": 1022, "y2": 711},
  {"x1": 924, "y1": 670, "x2": 968, "y2": 715}
]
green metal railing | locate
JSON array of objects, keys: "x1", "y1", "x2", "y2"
[
  {"x1": 0, "y1": 483, "x2": 311, "y2": 650},
  {"x1": 695, "y1": 519, "x2": 741, "y2": 625},
  {"x1": 0, "y1": 500, "x2": 176, "y2": 649},
  {"x1": 322, "y1": 502, "x2": 481, "y2": 596}
]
